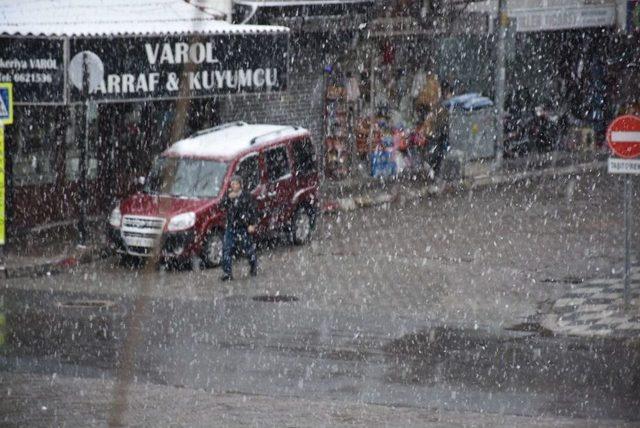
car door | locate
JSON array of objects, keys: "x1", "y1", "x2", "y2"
[
  {"x1": 233, "y1": 153, "x2": 268, "y2": 233},
  {"x1": 292, "y1": 137, "x2": 318, "y2": 190},
  {"x1": 263, "y1": 144, "x2": 295, "y2": 231}
]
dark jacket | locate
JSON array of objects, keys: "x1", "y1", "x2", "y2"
[{"x1": 221, "y1": 191, "x2": 258, "y2": 231}]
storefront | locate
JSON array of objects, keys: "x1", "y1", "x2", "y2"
[
  {"x1": 228, "y1": 0, "x2": 375, "y2": 180},
  {"x1": 469, "y1": 0, "x2": 625, "y2": 148},
  {"x1": 320, "y1": 4, "x2": 494, "y2": 180},
  {"x1": 0, "y1": 0, "x2": 289, "y2": 233}
]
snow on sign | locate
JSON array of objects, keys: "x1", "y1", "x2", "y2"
[
  {"x1": 0, "y1": 82, "x2": 13, "y2": 125},
  {"x1": 607, "y1": 115, "x2": 640, "y2": 159}
]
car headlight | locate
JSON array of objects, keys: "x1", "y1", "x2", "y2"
[
  {"x1": 167, "y1": 212, "x2": 196, "y2": 232},
  {"x1": 109, "y1": 206, "x2": 122, "y2": 228}
]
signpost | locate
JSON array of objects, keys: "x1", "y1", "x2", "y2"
[
  {"x1": 607, "y1": 115, "x2": 640, "y2": 310},
  {"x1": 629, "y1": 0, "x2": 640, "y2": 33},
  {"x1": 0, "y1": 82, "x2": 13, "y2": 274}
]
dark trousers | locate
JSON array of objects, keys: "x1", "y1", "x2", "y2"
[{"x1": 222, "y1": 227, "x2": 257, "y2": 276}]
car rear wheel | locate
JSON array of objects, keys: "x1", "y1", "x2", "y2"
[
  {"x1": 201, "y1": 231, "x2": 223, "y2": 268},
  {"x1": 291, "y1": 206, "x2": 313, "y2": 245}
]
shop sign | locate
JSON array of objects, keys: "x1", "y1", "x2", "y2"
[
  {"x1": 0, "y1": 37, "x2": 66, "y2": 104},
  {"x1": 69, "y1": 33, "x2": 288, "y2": 102},
  {"x1": 0, "y1": 83, "x2": 10, "y2": 246},
  {"x1": 0, "y1": 83, "x2": 12, "y2": 125},
  {"x1": 511, "y1": 5, "x2": 616, "y2": 32},
  {"x1": 629, "y1": 0, "x2": 640, "y2": 33}
]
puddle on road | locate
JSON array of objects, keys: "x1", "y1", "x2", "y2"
[
  {"x1": 505, "y1": 321, "x2": 553, "y2": 336},
  {"x1": 252, "y1": 295, "x2": 299, "y2": 303},
  {"x1": 540, "y1": 276, "x2": 584, "y2": 284},
  {"x1": 55, "y1": 300, "x2": 115, "y2": 310},
  {"x1": 383, "y1": 326, "x2": 639, "y2": 405}
]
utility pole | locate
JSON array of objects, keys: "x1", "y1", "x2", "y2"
[
  {"x1": 494, "y1": 0, "x2": 508, "y2": 170},
  {"x1": 77, "y1": 53, "x2": 89, "y2": 245}
]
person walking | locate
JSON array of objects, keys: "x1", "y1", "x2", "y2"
[{"x1": 220, "y1": 176, "x2": 258, "y2": 281}]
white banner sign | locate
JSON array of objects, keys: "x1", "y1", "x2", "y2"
[
  {"x1": 608, "y1": 157, "x2": 640, "y2": 175},
  {"x1": 512, "y1": 5, "x2": 616, "y2": 32}
]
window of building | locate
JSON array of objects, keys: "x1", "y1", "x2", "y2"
[{"x1": 10, "y1": 106, "x2": 63, "y2": 186}]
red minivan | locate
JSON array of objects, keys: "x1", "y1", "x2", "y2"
[{"x1": 107, "y1": 122, "x2": 319, "y2": 266}]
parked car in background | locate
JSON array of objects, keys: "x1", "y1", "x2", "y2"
[{"x1": 107, "y1": 122, "x2": 319, "y2": 266}]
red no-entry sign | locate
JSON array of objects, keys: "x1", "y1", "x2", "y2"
[{"x1": 607, "y1": 115, "x2": 640, "y2": 158}]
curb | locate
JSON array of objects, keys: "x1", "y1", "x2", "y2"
[
  {"x1": 321, "y1": 160, "x2": 606, "y2": 216},
  {"x1": 4, "y1": 245, "x2": 108, "y2": 279}
]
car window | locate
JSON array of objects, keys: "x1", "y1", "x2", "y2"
[
  {"x1": 235, "y1": 155, "x2": 260, "y2": 191},
  {"x1": 292, "y1": 138, "x2": 316, "y2": 176},
  {"x1": 265, "y1": 146, "x2": 290, "y2": 182},
  {"x1": 145, "y1": 157, "x2": 227, "y2": 198}
]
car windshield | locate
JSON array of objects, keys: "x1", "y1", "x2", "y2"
[{"x1": 144, "y1": 157, "x2": 227, "y2": 199}]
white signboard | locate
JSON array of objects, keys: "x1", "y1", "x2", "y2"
[
  {"x1": 511, "y1": 5, "x2": 616, "y2": 32},
  {"x1": 608, "y1": 157, "x2": 640, "y2": 175}
]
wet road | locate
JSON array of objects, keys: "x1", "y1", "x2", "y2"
[
  {"x1": 2, "y1": 171, "x2": 640, "y2": 425},
  {"x1": 1, "y1": 286, "x2": 638, "y2": 424}
]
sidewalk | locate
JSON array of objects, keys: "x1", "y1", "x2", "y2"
[
  {"x1": 541, "y1": 266, "x2": 640, "y2": 337},
  {"x1": 321, "y1": 149, "x2": 607, "y2": 212},
  {"x1": 2, "y1": 150, "x2": 606, "y2": 280},
  {"x1": 2, "y1": 218, "x2": 109, "y2": 279}
]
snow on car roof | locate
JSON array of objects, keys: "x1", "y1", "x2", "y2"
[{"x1": 164, "y1": 122, "x2": 308, "y2": 160}]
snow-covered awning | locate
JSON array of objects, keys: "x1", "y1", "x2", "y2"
[
  {"x1": 232, "y1": 0, "x2": 374, "y2": 27},
  {"x1": 233, "y1": 0, "x2": 373, "y2": 5},
  {"x1": 0, "y1": 0, "x2": 288, "y2": 37}
]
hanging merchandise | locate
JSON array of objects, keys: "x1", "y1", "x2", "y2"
[
  {"x1": 355, "y1": 117, "x2": 372, "y2": 156},
  {"x1": 371, "y1": 140, "x2": 396, "y2": 177},
  {"x1": 416, "y1": 73, "x2": 441, "y2": 109},
  {"x1": 411, "y1": 68, "x2": 427, "y2": 99},
  {"x1": 393, "y1": 125, "x2": 410, "y2": 173},
  {"x1": 370, "y1": 122, "x2": 397, "y2": 177},
  {"x1": 345, "y1": 74, "x2": 361, "y2": 103},
  {"x1": 381, "y1": 41, "x2": 395, "y2": 65},
  {"x1": 324, "y1": 66, "x2": 350, "y2": 179}
]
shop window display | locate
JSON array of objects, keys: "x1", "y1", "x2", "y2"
[
  {"x1": 11, "y1": 107, "x2": 62, "y2": 186},
  {"x1": 323, "y1": 38, "x2": 456, "y2": 181},
  {"x1": 323, "y1": 67, "x2": 350, "y2": 180},
  {"x1": 367, "y1": 59, "x2": 446, "y2": 178}
]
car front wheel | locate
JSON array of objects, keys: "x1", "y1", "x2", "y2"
[{"x1": 201, "y1": 231, "x2": 223, "y2": 268}]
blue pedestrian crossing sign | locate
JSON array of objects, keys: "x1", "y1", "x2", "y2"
[{"x1": 0, "y1": 83, "x2": 13, "y2": 125}]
